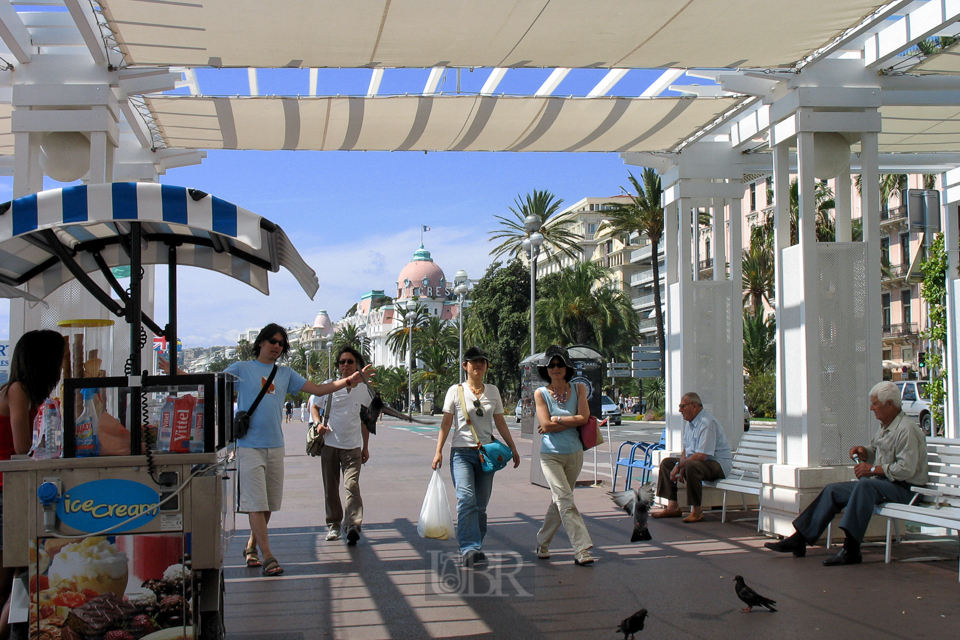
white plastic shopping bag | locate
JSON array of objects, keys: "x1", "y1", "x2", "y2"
[{"x1": 417, "y1": 468, "x2": 455, "y2": 540}]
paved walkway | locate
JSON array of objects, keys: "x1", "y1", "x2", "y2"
[{"x1": 224, "y1": 418, "x2": 959, "y2": 639}]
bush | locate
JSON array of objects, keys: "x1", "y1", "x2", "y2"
[
  {"x1": 745, "y1": 372, "x2": 776, "y2": 418},
  {"x1": 643, "y1": 410, "x2": 665, "y2": 421}
]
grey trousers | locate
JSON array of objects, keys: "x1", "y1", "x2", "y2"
[
  {"x1": 793, "y1": 478, "x2": 914, "y2": 544},
  {"x1": 656, "y1": 457, "x2": 724, "y2": 507},
  {"x1": 320, "y1": 445, "x2": 364, "y2": 530}
]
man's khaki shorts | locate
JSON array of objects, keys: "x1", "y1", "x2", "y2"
[{"x1": 237, "y1": 446, "x2": 285, "y2": 513}]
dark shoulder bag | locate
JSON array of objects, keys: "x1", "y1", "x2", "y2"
[
  {"x1": 233, "y1": 364, "x2": 278, "y2": 440},
  {"x1": 306, "y1": 389, "x2": 333, "y2": 456}
]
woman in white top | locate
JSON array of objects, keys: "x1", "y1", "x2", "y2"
[{"x1": 432, "y1": 347, "x2": 520, "y2": 567}]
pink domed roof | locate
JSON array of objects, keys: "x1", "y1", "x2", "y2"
[
  {"x1": 396, "y1": 244, "x2": 449, "y2": 299},
  {"x1": 312, "y1": 310, "x2": 334, "y2": 337}
]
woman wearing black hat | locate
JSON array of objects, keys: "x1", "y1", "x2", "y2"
[
  {"x1": 432, "y1": 347, "x2": 520, "y2": 567},
  {"x1": 534, "y1": 345, "x2": 595, "y2": 565}
]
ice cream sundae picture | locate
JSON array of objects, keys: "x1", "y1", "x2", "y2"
[{"x1": 29, "y1": 536, "x2": 193, "y2": 640}]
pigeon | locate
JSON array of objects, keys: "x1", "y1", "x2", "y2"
[
  {"x1": 734, "y1": 575, "x2": 777, "y2": 612},
  {"x1": 616, "y1": 608, "x2": 647, "y2": 639},
  {"x1": 608, "y1": 486, "x2": 653, "y2": 542}
]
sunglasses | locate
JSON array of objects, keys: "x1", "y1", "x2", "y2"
[
  {"x1": 266, "y1": 338, "x2": 287, "y2": 346},
  {"x1": 547, "y1": 362, "x2": 566, "y2": 369},
  {"x1": 338, "y1": 359, "x2": 356, "y2": 365},
  {"x1": 473, "y1": 399, "x2": 484, "y2": 417}
]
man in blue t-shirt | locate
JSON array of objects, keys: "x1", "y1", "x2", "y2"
[{"x1": 226, "y1": 323, "x2": 372, "y2": 577}]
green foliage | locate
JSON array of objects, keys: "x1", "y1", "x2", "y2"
[
  {"x1": 333, "y1": 324, "x2": 372, "y2": 364},
  {"x1": 207, "y1": 358, "x2": 238, "y2": 373},
  {"x1": 488, "y1": 189, "x2": 583, "y2": 264},
  {"x1": 373, "y1": 365, "x2": 408, "y2": 404},
  {"x1": 536, "y1": 261, "x2": 640, "y2": 361},
  {"x1": 920, "y1": 233, "x2": 947, "y2": 426},
  {"x1": 236, "y1": 338, "x2": 253, "y2": 361},
  {"x1": 745, "y1": 372, "x2": 776, "y2": 418},
  {"x1": 743, "y1": 312, "x2": 776, "y2": 378},
  {"x1": 464, "y1": 259, "x2": 531, "y2": 394},
  {"x1": 641, "y1": 377, "x2": 665, "y2": 412},
  {"x1": 742, "y1": 231, "x2": 774, "y2": 315}
]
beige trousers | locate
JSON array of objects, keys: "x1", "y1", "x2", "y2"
[
  {"x1": 537, "y1": 451, "x2": 593, "y2": 554},
  {"x1": 320, "y1": 445, "x2": 364, "y2": 530}
]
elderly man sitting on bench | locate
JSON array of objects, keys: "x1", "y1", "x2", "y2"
[
  {"x1": 652, "y1": 392, "x2": 733, "y2": 523},
  {"x1": 765, "y1": 381, "x2": 928, "y2": 566}
]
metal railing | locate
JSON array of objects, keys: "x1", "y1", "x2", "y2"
[
  {"x1": 639, "y1": 317, "x2": 658, "y2": 331},
  {"x1": 880, "y1": 204, "x2": 907, "y2": 223},
  {"x1": 882, "y1": 263, "x2": 911, "y2": 281},
  {"x1": 882, "y1": 322, "x2": 918, "y2": 338}
]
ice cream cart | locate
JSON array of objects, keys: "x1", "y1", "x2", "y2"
[{"x1": 0, "y1": 183, "x2": 320, "y2": 640}]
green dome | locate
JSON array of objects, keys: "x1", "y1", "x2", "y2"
[{"x1": 411, "y1": 243, "x2": 433, "y2": 262}]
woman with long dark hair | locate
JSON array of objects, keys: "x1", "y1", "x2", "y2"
[
  {"x1": 534, "y1": 345, "x2": 595, "y2": 566},
  {"x1": 0, "y1": 330, "x2": 65, "y2": 639}
]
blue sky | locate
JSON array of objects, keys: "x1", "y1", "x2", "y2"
[{"x1": 0, "y1": 150, "x2": 638, "y2": 347}]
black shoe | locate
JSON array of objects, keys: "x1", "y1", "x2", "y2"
[
  {"x1": 462, "y1": 550, "x2": 479, "y2": 568},
  {"x1": 822, "y1": 548, "x2": 862, "y2": 566},
  {"x1": 764, "y1": 536, "x2": 806, "y2": 558},
  {"x1": 475, "y1": 551, "x2": 486, "y2": 564},
  {"x1": 346, "y1": 526, "x2": 360, "y2": 546}
]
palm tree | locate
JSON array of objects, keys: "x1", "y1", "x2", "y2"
[
  {"x1": 333, "y1": 324, "x2": 372, "y2": 364},
  {"x1": 488, "y1": 189, "x2": 583, "y2": 264},
  {"x1": 604, "y1": 169, "x2": 665, "y2": 375},
  {"x1": 743, "y1": 312, "x2": 776, "y2": 378},
  {"x1": 372, "y1": 365, "x2": 408, "y2": 407},
  {"x1": 236, "y1": 338, "x2": 253, "y2": 361},
  {"x1": 742, "y1": 231, "x2": 775, "y2": 316},
  {"x1": 536, "y1": 261, "x2": 640, "y2": 361},
  {"x1": 385, "y1": 300, "x2": 430, "y2": 363},
  {"x1": 419, "y1": 316, "x2": 459, "y2": 355}
]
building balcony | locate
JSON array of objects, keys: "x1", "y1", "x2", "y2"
[
  {"x1": 632, "y1": 290, "x2": 665, "y2": 310},
  {"x1": 882, "y1": 322, "x2": 918, "y2": 339},
  {"x1": 881, "y1": 263, "x2": 910, "y2": 283},
  {"x1": 630, "y1": 242, "x2": 663, "y2": 264},
  {"x1": 630, "y1": 265, "x2": 664, "y2": 287},
  {"x1": 603, "y1": 253, "x2": 625, "y2": 268},
  {"x1": 880, "y1": 204, "x2": 908, "y2": 227},
  {"x1": 638, "y1": 317, "x2": 658, "y2": 332}
]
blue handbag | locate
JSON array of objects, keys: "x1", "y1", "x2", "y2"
[{"x1": 458, "y1": 384, "x2": 512, "y2": 473}]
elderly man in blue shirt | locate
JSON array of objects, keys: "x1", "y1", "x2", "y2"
[{"x1": 652, "y1": 392, "x2": 733, "y2": 522}]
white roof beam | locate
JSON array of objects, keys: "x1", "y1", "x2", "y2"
[
  {"x1": 63, "y1": 0, "x2": 107, "y2": 65},
  {"x1": 587, "y1": 68, "x2": 628, "y2": 97},
  {"x1": 641, "y1": 68, "x2": 684, "y2": 97},
  {"x1": 423, "y1": 66, "x2": 444, "y2": 94},
  {"x1": 119, "y1": 100, "x2": 153, "y2": 148},
  {"x1": 865, "y1": 1, "x2": 960, "y2": 68},
  {"x1": 247, "y1": 68, "x2": 258, "y2": 96},
  {"x1": 0, "y1": 1, "x2": 32, "y2": 64},
  {"x1": 534, "y1": 68, "x2": 570, "y2": 96},
  {"x1": 309, "y1": 68, "x2": 318, "y2": 96},
  {"x1": 367, "y1": 68, "x2": 383, "y2": 97},
  {"x1": 480, "y1": 67, "x2": 507, "y2": 95}
]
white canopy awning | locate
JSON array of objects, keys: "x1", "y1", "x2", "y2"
[
  {"x1": 99, "y1": 0, "x2": 887, "y2": 70},
  {"x1": 146, "y1": 94, "x2": 745, "y2": 152}
]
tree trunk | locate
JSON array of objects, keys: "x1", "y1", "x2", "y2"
[{"x1": 650, "y1": 234, "x2": 666, "y2": 378}]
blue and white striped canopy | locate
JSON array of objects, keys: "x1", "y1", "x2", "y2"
[{"x1": 0, "y1": 182, "x2": 318, "y2": 300}]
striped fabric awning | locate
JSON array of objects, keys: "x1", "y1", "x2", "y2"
[{"x1": 0, "y1": 182, "x2": 318, "y2": 301}]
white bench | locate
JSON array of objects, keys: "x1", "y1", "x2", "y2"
[
  {"x1": 703, "y1": 430, "x2": 778, "y2": 527},
  {"x1": 875, "y1": 437, "x2": 960, "y2": 579}
]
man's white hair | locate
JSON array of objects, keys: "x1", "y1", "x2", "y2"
[{"x1": 870, "y1": 381, "x2": 902, "y2": 408}]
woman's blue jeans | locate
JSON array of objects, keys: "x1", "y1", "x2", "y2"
[{"x1": 450, "y1": 447, "x2": 494, "y2": 555}]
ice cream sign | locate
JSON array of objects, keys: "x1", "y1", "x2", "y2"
[{"x1": 56, "y1": 479, "x2": 160, "y2": 533}]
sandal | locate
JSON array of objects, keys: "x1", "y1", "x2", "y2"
[
  {"x1": 243, "y1": 546, "x2": 261, "y2": 568},
  {"x1": 261, "y1": 556, "x2": 284, "y2": 577}
]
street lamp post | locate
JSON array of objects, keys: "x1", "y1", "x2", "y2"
[
  {"x1": 404, "y1": 299, "x2": 418, "y2": 416},
  {"x1": 454, "y1": 270, "x2": 470, "y2": 383},
  {"x1": 522, "y1": 214, "x2": 544, "y2": 356},
  {"x1": 325, "y1": 340, "x2": 333, "y2": 380},
  {"x1": 305, "y1": 349, "x2": 311, "y2": 379}
]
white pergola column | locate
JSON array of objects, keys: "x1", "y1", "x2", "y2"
[
  {"x1": 762, "y1": 107, "x2": 884, "y2": 540},
  {"x1": 659, "y1": 144, "x2": 745, "y2": 510}
]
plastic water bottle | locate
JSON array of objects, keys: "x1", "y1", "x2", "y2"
[
  {"x1": 189, "y1": 398, "x2": 205, "y2": 453},
  {"x1": 157, "y1": 395, "x2": 176, "y2": 453}
]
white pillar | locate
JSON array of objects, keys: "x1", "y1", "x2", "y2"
[{"x1": 943, "y1": 170, "x2": 960, "y2": 438}]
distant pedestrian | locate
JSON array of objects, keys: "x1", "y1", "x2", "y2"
[
  {"x1": 534, "y1": 345, "x2": 596, "y2": 566},
  {"x1": 284, "y1": 400, "x2": 293, "y2": 423},
  {"x1": 432, "y1": 347, "x2": 520, "y2": 567},
  {"x1": 300, "y1": 402, "x2": 307, "y2": 423}
]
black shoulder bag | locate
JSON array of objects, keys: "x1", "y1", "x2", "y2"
[{"x1": 233, "y1": 364, "x2": 278, "y2": 440}]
